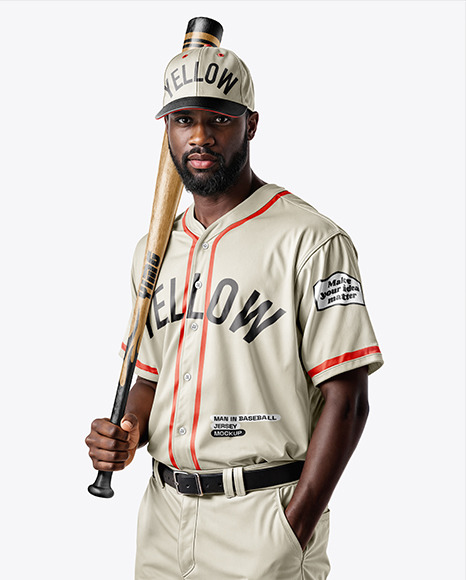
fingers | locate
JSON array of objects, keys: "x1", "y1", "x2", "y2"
[
  {"x1": 88, "y1": 448, "x2": 132, "y2": 471},
  {"x1": 85, "y1": 417, "x2": 138, "y2": 472},
  {"x1": 91, "y1": 418, "x2": 130, "y2": 442}
]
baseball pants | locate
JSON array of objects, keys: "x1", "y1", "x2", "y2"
[{"x1": 135, "y1": 462, "x2": 330, "y2": 579}]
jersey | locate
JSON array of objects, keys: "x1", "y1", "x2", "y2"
[{"x1": 120, "y1": 183, "x2": 383, "y2": 471}]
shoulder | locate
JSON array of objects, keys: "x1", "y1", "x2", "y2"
[
  {"x1": 133, "y1": 208, "x2": 186, "y2": 256},
  {"x1": 280, "y1": 191, "x2": 344, "y2": 234},
  {"x1": 132, "y1": 233, "x2": 148, "y2": 265},
  {"x1": 130, "y1": 207, "x2": 188, "y2": 277},
  {"x1": 270, "y1": 187, "x2": 353, "y2": 259}
]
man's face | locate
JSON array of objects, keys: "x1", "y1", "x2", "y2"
[{"x1": 166, "y1": 109, "x2": 250, "y2": 197}]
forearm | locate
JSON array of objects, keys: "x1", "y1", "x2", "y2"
[
  {"x1": 125, "y1": 376, "x2": 157, "y2": 447},
  {"x1": 286, "y1": 367, "x2": 369, "y2": 547}
]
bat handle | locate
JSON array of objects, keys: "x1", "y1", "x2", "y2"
[
  {"x1": 88, "y1": 470, "x2": 114, "y2": 498},
  {"x1": 88, "y1": 379, "x2": 132, "y2": 498}
]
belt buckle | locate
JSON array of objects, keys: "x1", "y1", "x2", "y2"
[{"x1": 173, "y1": 470, "x2": 204, "y2": 496}]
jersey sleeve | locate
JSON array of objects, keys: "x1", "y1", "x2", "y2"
[
  {"x1": 118, "y1": 236, "x2": 160, "y2": 383},
  {"x1": 297, "y1": 233, "x2": 383, "y2": 387}
]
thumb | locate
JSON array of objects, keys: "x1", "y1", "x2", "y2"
[{"x1": 120, "y1": 413, "x2": 139, "y2": 433}]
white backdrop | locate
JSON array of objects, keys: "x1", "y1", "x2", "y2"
[{"x1": 1, "y1": 1, "x2": 464, "y2": 578}]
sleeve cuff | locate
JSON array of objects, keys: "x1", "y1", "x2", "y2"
[
  {"x1": 119, "y1": 343, "x2": 159, "y2": 382},
  {"x1": 308, "y1": 346, "x2": 384, "y2": 387}
]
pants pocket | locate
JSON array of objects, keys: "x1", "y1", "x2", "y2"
[
  {"x1": 275, "y1": 485, "x2": 331, "y2": 554},
  {"x1": 274, "y1": 484, "x2": 304, "y2": 556}
]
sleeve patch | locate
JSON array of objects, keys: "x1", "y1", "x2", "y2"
[{"x1": 313, "y1": 271, "x2": 365, "y2": 311}]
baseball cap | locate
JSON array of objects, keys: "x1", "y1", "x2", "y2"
[{"x1": 155, "y1": 46, "x2": 255, "y2": 119}]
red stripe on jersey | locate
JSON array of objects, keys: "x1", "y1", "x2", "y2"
[
  {"x1": 308, "y1": 346, "x2": 381, "y2": 378},
  {"x1": 121, "y1": 342, "x2": 158, "y2": 376},
  {"x1": 167, "y1": 213, "x2": 199, "y2": 469},
  {"x1": 182, "y1": 211, "x2": 200, "y2": 243},
  {"x1": 189, "y1": 190, "x2": 291, "y2": 470}
]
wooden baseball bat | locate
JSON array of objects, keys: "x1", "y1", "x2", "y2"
[{"x1": 88, "y1": 17, "x2": 224, "y2": 498}]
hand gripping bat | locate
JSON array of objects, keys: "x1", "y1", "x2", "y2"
[{"x1": 88, "y1": 17, "x2": 224, "y2": 498}]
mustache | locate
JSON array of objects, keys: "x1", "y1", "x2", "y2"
[{"x1": 182, "y1": 147, "x2": 224, "y2": 165}]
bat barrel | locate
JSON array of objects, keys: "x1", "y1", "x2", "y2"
[{"x1": 183, "y1": 17, "x2": 223, "y2": 50}]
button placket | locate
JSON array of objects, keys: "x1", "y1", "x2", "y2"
[{"x1": 172, "y1": 235, "x2": 210, "y2": 466}]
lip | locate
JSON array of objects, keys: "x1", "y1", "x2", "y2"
[{"x1": 187, "y1": 153, "x2": 218, "y2": 170}]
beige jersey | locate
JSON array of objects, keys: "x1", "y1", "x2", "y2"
[{"x1": 121, "y1": 184, "x2": 383, "y2": 471}]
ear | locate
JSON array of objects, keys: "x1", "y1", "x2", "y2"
[{"x1": 246, "y1": 111, "x2": 259, "y2": 141}]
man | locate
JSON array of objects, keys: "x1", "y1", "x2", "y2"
[{"x1": 86, "y1": 46, "x2": 383, "y2": 579}]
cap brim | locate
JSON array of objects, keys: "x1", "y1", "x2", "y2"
[{"x1": 156, "y1": 96, "x2": 247, "y2": 119}]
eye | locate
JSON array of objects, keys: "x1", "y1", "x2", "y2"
[
  {"x1": 213, "y1": 115, "x2": 231, "y2": 124},
  {"x1": 173, "y1": 115, "x2": 192, "y2": 125}
]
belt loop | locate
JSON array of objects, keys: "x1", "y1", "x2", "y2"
[
  {"x1": 222, "y1": 468, "x2": 235, "y2": 499},
  {"x1": 233, "y1": 467, "x2": 246, "y2": 496},
  {"x1": 152, "y1": 459, "x2": 165, "y2": 488}
]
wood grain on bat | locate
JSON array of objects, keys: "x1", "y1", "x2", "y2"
[{"x1": 119, "y1": 132, "x2": 183, "y2": 386}]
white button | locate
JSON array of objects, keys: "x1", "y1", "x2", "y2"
[
  {"x1": 194, "y1": 281, "x2": 202, "y2": 289},
  {"x1": 179, "y1": 427, "x2": 187, "y2": 435},
  {"x1": 202, "y1": 242, "x2": 209, "y2": 250},
  {"x1": 191, "y1": 322, "x2": 199, "y2": 331},
  {"x1": 184, "y1": 373, "x2": 192, "y2": 381}
]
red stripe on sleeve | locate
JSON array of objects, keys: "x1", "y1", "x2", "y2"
[
  {"x1": 121, "y1": 342, "x2": 159, "y2": 376},
  {"x1": 308, "y1": 346, "x2": 381, "y2": 378}
]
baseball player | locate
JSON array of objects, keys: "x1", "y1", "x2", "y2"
[{"x1": 86, "y1": 45, "x2": 383, "y2": 579}]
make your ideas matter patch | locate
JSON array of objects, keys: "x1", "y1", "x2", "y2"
[{"x1": 313, "y1": 272, "x2": 365, "y2": 311}]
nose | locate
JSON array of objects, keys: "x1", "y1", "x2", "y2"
[{"x1": 188, "y1": 120, "x2": 215, "y2": 148}]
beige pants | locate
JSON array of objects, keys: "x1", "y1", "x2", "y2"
[{"x1": 135, "y1": 464, "x2": 330, "y2": 580}]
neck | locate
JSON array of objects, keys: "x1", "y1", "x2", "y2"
[{"x1": 192, "y1": 167, "x2": 266, "y2": 228}]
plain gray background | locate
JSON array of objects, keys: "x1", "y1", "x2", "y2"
[{"x1": 1, "y1": 1, "x2": 464, "y2": 578}]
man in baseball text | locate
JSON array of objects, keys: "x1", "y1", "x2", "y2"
[{"x1": 86, "y1": 45, "x2": 383, "y2": 579}]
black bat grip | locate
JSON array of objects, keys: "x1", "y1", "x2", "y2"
[{"x1": 88, "y1": 374, "x2": 134, "y2": 498}]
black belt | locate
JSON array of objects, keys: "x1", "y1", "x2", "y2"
[{"x1": 156, "y1": 460, "x2": 304, "y2": 496}]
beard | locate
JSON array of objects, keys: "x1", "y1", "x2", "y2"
[{"x1": 168, "y1": 133, "x2": 249, "y2": 197}]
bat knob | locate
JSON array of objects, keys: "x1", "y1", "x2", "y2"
[{"x1": 88, "y1": 470, "x2": 115, "y2": 498}]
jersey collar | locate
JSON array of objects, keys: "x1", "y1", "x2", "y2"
[{"x1": 183, "y1": 183, "x2": 287, "y2": 240}]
